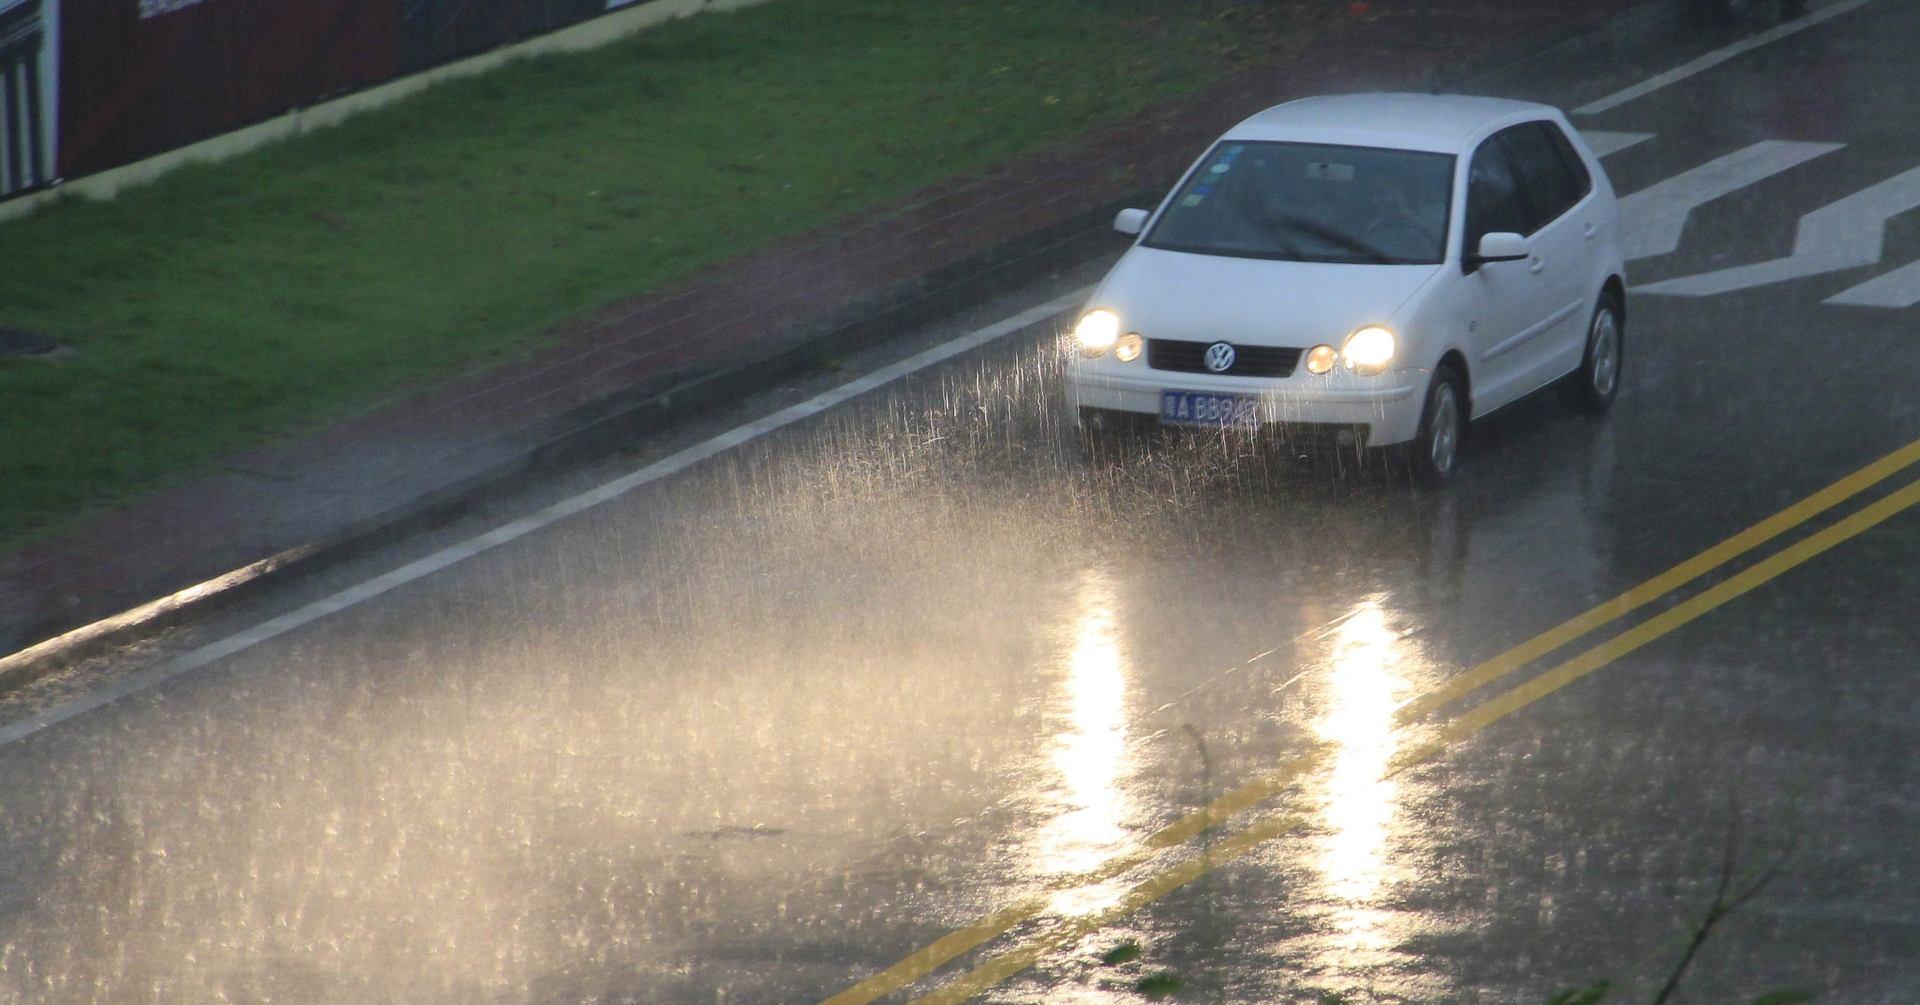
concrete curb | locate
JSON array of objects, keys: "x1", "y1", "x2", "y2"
[
  {"x1": 0, "y1": 0, "x2": 1694, "y2": 692},
  {"x1": 0, "y1": 198, "x2": 1138, "y2": 690}
]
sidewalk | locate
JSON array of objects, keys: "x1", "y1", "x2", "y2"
[{"x1": 0, "y1": 0, "x2": 1668, "y2": 679}]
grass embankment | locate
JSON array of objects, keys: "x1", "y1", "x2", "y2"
[{"x1": 0, "y1": 0, "x2": 1310, "y2": 548}]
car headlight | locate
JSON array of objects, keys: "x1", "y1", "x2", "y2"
[
  {"x1": 1073, "y1": 309, "x2": 1120, "y2": 356},
  {"x1": 1304, "y1": 344, "x2": 1337, "y2": 375},
  {"x1": 1342, "y1": 325, "x2": 1396, "y2": 373},
  {"x1": 1114, "y1": 332, "x2": 1144, "y2": 363}
]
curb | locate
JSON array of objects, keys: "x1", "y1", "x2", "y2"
[
  {"x1": 1, "y1": 0, "x2": 1692, "y2": 692},
  {"x1": 0, "y1": 195, "x2": 1140, "y2": 690}
]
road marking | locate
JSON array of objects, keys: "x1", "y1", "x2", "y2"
[
  {"x1": 1826, "y1": 257, "x2": 1920, "y2": 308},
  {"x1": 821, "y1": 435, "x2": 1920, "y2": 1005},
  {"x1": 906, "y1": 813, "x2": 1316, "y2": 1005},
  {"x1": 822, "y1": 746, "x2": 1335, "y2": 1005},
  {"x1": 1394, "y1": 436, "x2": 1920, "y2": 723},
  {"x1": 819, "y1": 899, "x2": 1062, "y2": 1005},
  {"x1": 1574, "y1": 0, "x2": 1878, "y2": 116},
  {"x1": 1421, "y1": 476, "x2": 1920, "y2": 749},
  {"x1": 1638, "y1": 164, "x2": 1920, "y2": 296},
  {"x1": 0, "y1": 289, "x2": 1093, "y2": 748},
  {"x1": 820, "y1": 619, "x2": 1360, "y2": 1005},
  {"x1": 1618, "y1": 141, "x2": 1843, "y2": 260},
  {"x1": 889, "y1": 476, "x2": 1920, "y2": 1005},
  {"x1": 1579, "y1": 130, "x2": 1654, "y2": 159}
]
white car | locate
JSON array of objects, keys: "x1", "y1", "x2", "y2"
[{"x1": 1066, "y1": 93, "x2": 1626, "y2": 482}]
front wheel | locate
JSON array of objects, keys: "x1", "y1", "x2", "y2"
[
  {"x1": 1561, "y1": 295, "x2": 1623, "y2": 415},
  {"x1": 1408, "y1": 366, "x2": 1466, "y2": 485}
]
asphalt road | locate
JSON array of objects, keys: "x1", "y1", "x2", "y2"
[{"x1": 4, "y1": 3, "x2": 1919, "y2": 1003}]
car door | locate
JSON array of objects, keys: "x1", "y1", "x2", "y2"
[
  {"x1": 1497, "y1": 121, "x2": 1592, "y2": 395},
  {"x1": 1459, "y1": 131, "x2": 1554, "y2": 415}
]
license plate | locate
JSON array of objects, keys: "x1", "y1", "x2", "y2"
[{"x1": 1160, "y1": 390, "x2": 1259, "y2": 427}]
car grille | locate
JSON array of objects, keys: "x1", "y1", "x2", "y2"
[{"x1": 1146, "y1": 339, "x2": 1302, "y2": 378}]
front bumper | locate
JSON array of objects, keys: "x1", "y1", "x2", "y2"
[{"x1": 1065, "y1": 364, "x2": 1425, "y2": 446}]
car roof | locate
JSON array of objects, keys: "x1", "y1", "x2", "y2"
[{"x1": 1221, "y1": 93, "x2": 1558, "y2": 155}]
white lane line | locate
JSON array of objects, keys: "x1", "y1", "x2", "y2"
[
  {"x1": 0, "y1": 289, "x2": 1092, "y2": 747},
  {"x1": 1575, "y1": 0, "x2": 1878, "y2": 116},
  {"x1": 1825, "y1": 258, "x2": 1920, "y2": 308},
  {"x1": 1638, "y1": 164, "x2": 1920, "y2": 296},
  {"x1": 1579, "y1": 130, "x2": 1654, "y2": 159},
  {"x1": 1619, "y1": 140, "x2": 1843, "y2": 260}
]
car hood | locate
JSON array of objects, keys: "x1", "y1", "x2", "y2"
[{"x1": 1090, "y1": 246, "x2": 1442, "y2": 347}]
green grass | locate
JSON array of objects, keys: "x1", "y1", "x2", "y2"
[
  {"x1": 0, "y1": 0, "x2": 1309, "y2": 548},
  {"x1": 1098, "y1": 939, "x2": 1144, "y2": 966},
  {"x1": 1134, "y1": 970, "x2": 1184, "y2": 998}
]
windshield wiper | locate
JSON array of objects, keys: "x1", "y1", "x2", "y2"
[{"x1": 1264, "y1": 215, "x2": 1398, "y2": 263}]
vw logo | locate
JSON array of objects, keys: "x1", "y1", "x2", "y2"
[{"x1": 1203, "y1": 341, "x2": 1237, "y2": 373}]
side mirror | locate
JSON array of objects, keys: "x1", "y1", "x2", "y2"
[
  {"x1": 1474, "y1": 232, "x2": 1528, "y2": 263},
  {"x1": 1113, "y1": 208, "x2": 1150, "y2": 236}
]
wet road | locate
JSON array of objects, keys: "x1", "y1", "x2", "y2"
[{"x1": 5, "y1": 4, "x2": 1920, "y2": 1003}]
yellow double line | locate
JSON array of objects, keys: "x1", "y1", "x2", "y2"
[{"x1": 823, "y1": 437, "x2": 1920, "y2": 1005}]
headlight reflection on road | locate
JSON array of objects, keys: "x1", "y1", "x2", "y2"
[
  {"x1": 1031, "y1": 571, "x2": 1135, "y2": 915},
  {"x1": 1312, "y1": 599, "x2": 1410, "y2": 955}
]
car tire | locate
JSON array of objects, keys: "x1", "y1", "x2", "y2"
[
  {"x1": 1561, "y1": 292, "x2": 1624, "y2": 415},
  {"x1": 1408, "y1": 365, "x2": 1467, "y2": 486}
]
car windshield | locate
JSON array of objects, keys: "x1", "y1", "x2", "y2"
[{"x1": 1144, "y1": 141, "x2": 1455, "y2": 265}]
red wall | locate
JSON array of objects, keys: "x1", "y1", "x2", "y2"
[{"x1": 57, "y1": 0, "x2": 399, "y2": 179}]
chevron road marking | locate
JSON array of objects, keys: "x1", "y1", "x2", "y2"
[
  {"x1": 1558, "y1": 132, "x2": 1912, "y2": 307},
  {"x1": 1618, "y1": 141, "x2": 1843, "y2": 261},
  {"x1": 1826, "y1": 257, "x2": 1920, "y2": 308},
  {"x1": 1579, "y1": 130, "x2": 1653, "y2": 159},
  {"x1": 1637, "y1": 164, "x2": 1920, "y2": 297}
]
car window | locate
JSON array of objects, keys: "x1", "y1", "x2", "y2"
[
  {"x1": 1541, "y1": 121, "x2": 1593, "y2": 203},
  {"x1": 1498, "y1": 122, "x2": 1582, "y2": 233},
  {"x1": 1464, "y1": 137, "x2": 1528, "y2": 246},
  {"x1": 1143, "y1": 141, "x2": 1455, "y2": 265}
]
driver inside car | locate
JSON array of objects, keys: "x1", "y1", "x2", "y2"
[{"x1": 1361, "y1": 172, "x2": 1435, "y2": 260}]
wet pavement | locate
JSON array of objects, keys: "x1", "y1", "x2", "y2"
[{"x1": 4, "y1": 3, "x2": 1920, "y2": 1003}]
